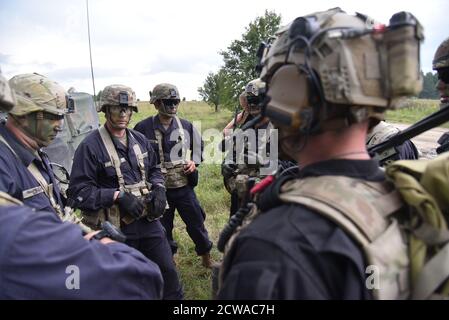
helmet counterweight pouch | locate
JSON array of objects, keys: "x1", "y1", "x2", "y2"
[{"x1": 384, "y1": 12, "x2": 424, "y2": 100}]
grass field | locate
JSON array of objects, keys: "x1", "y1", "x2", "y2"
[
  {"x1": 131, "y1": 101, "x2": 232, "y2": 300},
  {"x1": 101, "y1": 98, "x2": 441, "y2": 300}
]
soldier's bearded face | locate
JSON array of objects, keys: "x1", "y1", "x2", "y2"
[
  {"x1": 106, "y1": 105, "x2": 132, "y2": 129},
  {"x1": 436, "y1": 67, "x2": 449, "y2": 104}
]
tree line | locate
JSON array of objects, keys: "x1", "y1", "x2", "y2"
[{"x1": 198, "y1": 11, "x2": 439, "y2": 112}]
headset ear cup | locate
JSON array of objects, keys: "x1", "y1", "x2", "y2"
[{"x1": 264, "y1": 64, "x2": 311, "y2": 130}]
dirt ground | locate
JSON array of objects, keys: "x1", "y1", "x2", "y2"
[{"x1": 392, "y1": 123, "x2": 447, "y2": 159}]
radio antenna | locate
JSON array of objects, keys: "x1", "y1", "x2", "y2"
[{"x1": 86, "y1": 0, "x2": 97, "y2": 101}]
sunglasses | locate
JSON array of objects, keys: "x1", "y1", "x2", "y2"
[
  {"x1": 162, "y1": 99, "x2": 180, "y2": 107},
  {"x1": 246, "y1": 95, "x2": 261, "y2": 106},
  {"x1": 437, "y1": 68, "x2": 449, "y2": 84}
]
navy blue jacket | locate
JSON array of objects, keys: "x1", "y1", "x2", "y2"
[
  {"x1": 134, "y1": 115, "x2": 203, "y2": 165},
  {"x1": 67, "y1": 128, "x2": 164, "y2": 238},
  {"x1": 0, "y1": 204, "x2": 163, "y2": 299},
  {"x1": 0, "y1": 124, "x2": 63, "y2": 213},
  {"x1": 218, "y1": 160, "x2": 380, "y2": 300}
]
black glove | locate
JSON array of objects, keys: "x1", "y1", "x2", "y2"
[
  {"x1": 117, "y1": 191, "x2": 144, "y2": 219},
  {"x1": 221, "y1": 162, "x2": 236, "y2": 180},
  {"x1": 146, "y1": 184, "x2": 167, "y2": 220}
]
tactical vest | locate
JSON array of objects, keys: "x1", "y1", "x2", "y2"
[
  {"x1": 0, "y1": 134, "x2": 64, "y2": 217},
  {"x1": 278, "y1": 176, "x2": 409, "y2": 300},
  {"x1": 153, "y1": 116, "x2": 188, "y2": 189},
  {"x1": 224, "y1": 121, "x2": 274, "y2": 196},
  {"x1": 84, "y1": 126, "x2": 153, "y2": 229}
]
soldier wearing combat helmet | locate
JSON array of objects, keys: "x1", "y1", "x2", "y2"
[
  {"x1": 433, "y1": 37, "x2": 449, "y2": 107},
  {"x1": 221, "y1": 78, "x2": 275, "y2": 217},
  {"x1": 0, "y1": 73, "x2": 68, "y2": 214},
  {"x1": 0, "y1": 74, "x2": 165, "y2": 299},
  {"x1": 68, "y1": 84, "x2": 183, "y2": 299},
  {"x1": 433, "y1": 38, "x2": 449, "y2": 153},
  {"x1": 219, "y1": 8, "x2": 424, "y2": 299},
  {"x1": 134, "y1": 83, "x2": 215, "y2": 268}
]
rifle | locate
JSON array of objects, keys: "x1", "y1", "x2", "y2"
[{"x1": 368, "y1": 105, "x2": 449, "y2": 157}]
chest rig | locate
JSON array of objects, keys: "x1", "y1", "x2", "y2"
[
  {"x1": 153, "y1": 116, "x2": 188, "y2": 189},
  {"x1": 91, "y1": 126, "x2": 152, "y2": 228}
]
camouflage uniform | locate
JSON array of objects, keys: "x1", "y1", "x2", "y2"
[
  {"x1": 68, "y1": 84, "x2": 183, "y2": 299},
  {"x1": 134, "y1": 83, "x2": 214, "y2": 268},
  {"x1": 222, "y1": 78, "x2": 273, "y2": 216},
  {"x1": 219, "y1": 8, "x2": 424, "y2": 299}
]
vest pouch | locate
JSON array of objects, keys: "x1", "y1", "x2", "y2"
[
  {"x1": 165, "y1": 164, "x2": 189, "y2": 189},
  {"x1": 106, "y1": 205, "x2": 121, "y2": 228},
  {"x1": 81, "y1": 210, "x2": 102, "y2": 230}
]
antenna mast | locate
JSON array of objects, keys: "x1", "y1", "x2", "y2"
[{"x1": 86, "y1": 0, "x2": 97, "y2": 100}]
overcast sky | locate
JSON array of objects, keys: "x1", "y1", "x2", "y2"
[{"x1": 1, "y1": 0, "x2": 447, "y2": 100}]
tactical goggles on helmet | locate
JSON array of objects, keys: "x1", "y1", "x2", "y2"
[
  {"x1": 437, "y1": 68, "x2": 449, "y2": 84},
  {"x1": 108, "y1": 105, "x2": 132, "y2": 115},
  {"x1": 161, "y1": 99, "x2": 180, "y2": 107}
]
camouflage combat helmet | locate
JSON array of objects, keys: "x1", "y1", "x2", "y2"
[
  {"x1": 433, "y1": 37, "x2": 449, "y2": 70},
  {"x1": 259, "y1": 8, "x2": 423, "y2": 133},
  {"x1": 149, "y1": 83, "x2": 180, "y2": 104},
  {"x1": 9, "y1": 73, "x2": 67, "y2": 117},
  {"x1": 245, "y1": 78, "x2": 265, "y2": 97},
  {"x1": 0, "y1": 70, "x2": 16, "y2": 112},
  {"x1": 99, "y1": 84, "x2": 138, "y2": 113}
]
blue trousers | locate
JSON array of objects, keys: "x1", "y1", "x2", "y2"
[
  {"x1": 125, "y1": 220, "x2": 184, "y2": 300},
  {"x1": 161, "y1": 185, "x2": 213, "y2": 256}
]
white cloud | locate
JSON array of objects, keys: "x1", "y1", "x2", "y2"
[{"x1": 1, "y1": 0, "x2": 447, "y2": 100}]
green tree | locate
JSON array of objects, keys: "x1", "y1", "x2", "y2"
[
  {"x1": 219, "y1": 10, "x2": 281, "y2": 108},
  {"x1": 199, "y1": 10, "x2": 281, "y2": 111},
  {"x1": 419, "y1": 71, "x2": 439, "y2": 99},
  {"x1": 198, "y1": 70, "x2": 233, "y2": 112}
]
